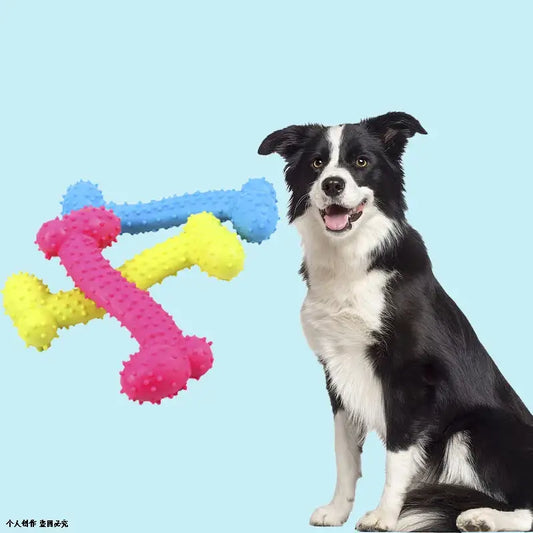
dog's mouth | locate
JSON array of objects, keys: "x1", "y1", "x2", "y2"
[{"x1": 320, "y1": 200, "x2": 367, "y2": 232}]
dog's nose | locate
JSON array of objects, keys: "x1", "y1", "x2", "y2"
[{"x1": 321, "y1": 177, "x2": 345, "y2": 197}]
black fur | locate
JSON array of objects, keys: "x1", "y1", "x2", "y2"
[{"x1": 259, "y1": 113, "x2": 533, "y2": 531}]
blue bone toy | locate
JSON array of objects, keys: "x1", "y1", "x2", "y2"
[{"x1": 61, "y1": 178, "x2": 278, "y2": 243}]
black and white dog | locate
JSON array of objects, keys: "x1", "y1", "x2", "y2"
[{"x1": 258, "y1": 113, "x2": 533, "y2": 532}]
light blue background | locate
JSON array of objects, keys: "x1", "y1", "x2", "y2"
[{"x1": 1, "y1": 1, "x2": 531, "y2": 532}]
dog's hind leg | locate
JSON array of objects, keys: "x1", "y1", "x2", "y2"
[
  {"x1": 463, "y1": 408, "x2": 533, "y2": 511},
  {"x1": 457, "y1": 415, "x2": 533, "y2": 532},
  {"x1": 456, "y1": 508, "x2": 532, "y2": 532}
]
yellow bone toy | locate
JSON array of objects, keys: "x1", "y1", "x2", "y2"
[{"x1": 3, "y1": 212, "x2": 245, "y2": 351}]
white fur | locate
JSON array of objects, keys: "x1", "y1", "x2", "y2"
[
  {"x1": 309, "y1": 411, "x2": 362, "y2": 526},
  {"x1": 300, "y1": 264, "x2": 388, "y2": 437},
  {"x1": 295, "y1": 202, "x2": 399, "y2": 438},
  {"x1": 357, "y1": 445, "x2": 427, "y2": 531},
  {"x1": 324, "y1": 125, "x2": 344, "y2": 170},
  {"x1": 457, "y1": 508, "x2": 533, "y2": 532},
  {"x1": 438, "y1": 432, "x2": 485, "y2": 492}
]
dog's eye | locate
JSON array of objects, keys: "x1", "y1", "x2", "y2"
[
  {"x1": 355, "y1": 157, "x2": 368, "y2": 168},
  {"x1": 311, "y1": 158, "x2": 323, "y2": 169}
]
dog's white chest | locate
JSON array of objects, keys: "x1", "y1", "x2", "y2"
[{"x1": 301, "y1": 269, "x2": 390, "y2": 438}]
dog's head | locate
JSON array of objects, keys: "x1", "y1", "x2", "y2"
[{"x1": 258, "y1": 112, "x2": 426, "y2": 240}]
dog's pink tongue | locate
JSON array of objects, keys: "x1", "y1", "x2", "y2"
[{"x1": 324, "y1": 213, "x2": 349, "y2": 231}]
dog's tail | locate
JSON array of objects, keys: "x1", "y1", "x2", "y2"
[{"x1": 396, "y1": 484, "x2": 514, "y2": 532}]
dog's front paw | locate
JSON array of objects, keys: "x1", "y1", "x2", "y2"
[
  {"x1": 356, "y1": 509, "x2": 398, "y2": 531},
  {"x1": 309, "y1": 502, "x2": 352, "y2": 527},
  {"x1": 456, "y1": 508, "x2": 497, "y2": 532}
]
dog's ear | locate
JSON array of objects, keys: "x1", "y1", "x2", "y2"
[
  {"x1": 363, "y1": 112, "x2": 427, "y2": 160},
  {"x1": 258, "y1": 125, "x2": 319, "y2": 160}
]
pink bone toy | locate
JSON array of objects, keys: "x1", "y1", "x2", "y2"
[{"x1": 36, "y1": 206, "x2": 213, "y2": 404}]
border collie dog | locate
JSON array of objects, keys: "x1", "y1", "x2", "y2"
[{"x1": 258, "y1": 113, "x2": 533, "y2": 532}]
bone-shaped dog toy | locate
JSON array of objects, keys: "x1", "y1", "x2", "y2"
[
  {"x1": 34, "y1": 207, "x2": 218, "y2": 404},
  {"x1": 3, "y1": 212, "x2": 244, "y2": 352},
  {"x1": 61, "y1": 177, "x2": 278, "y2": 243}
]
